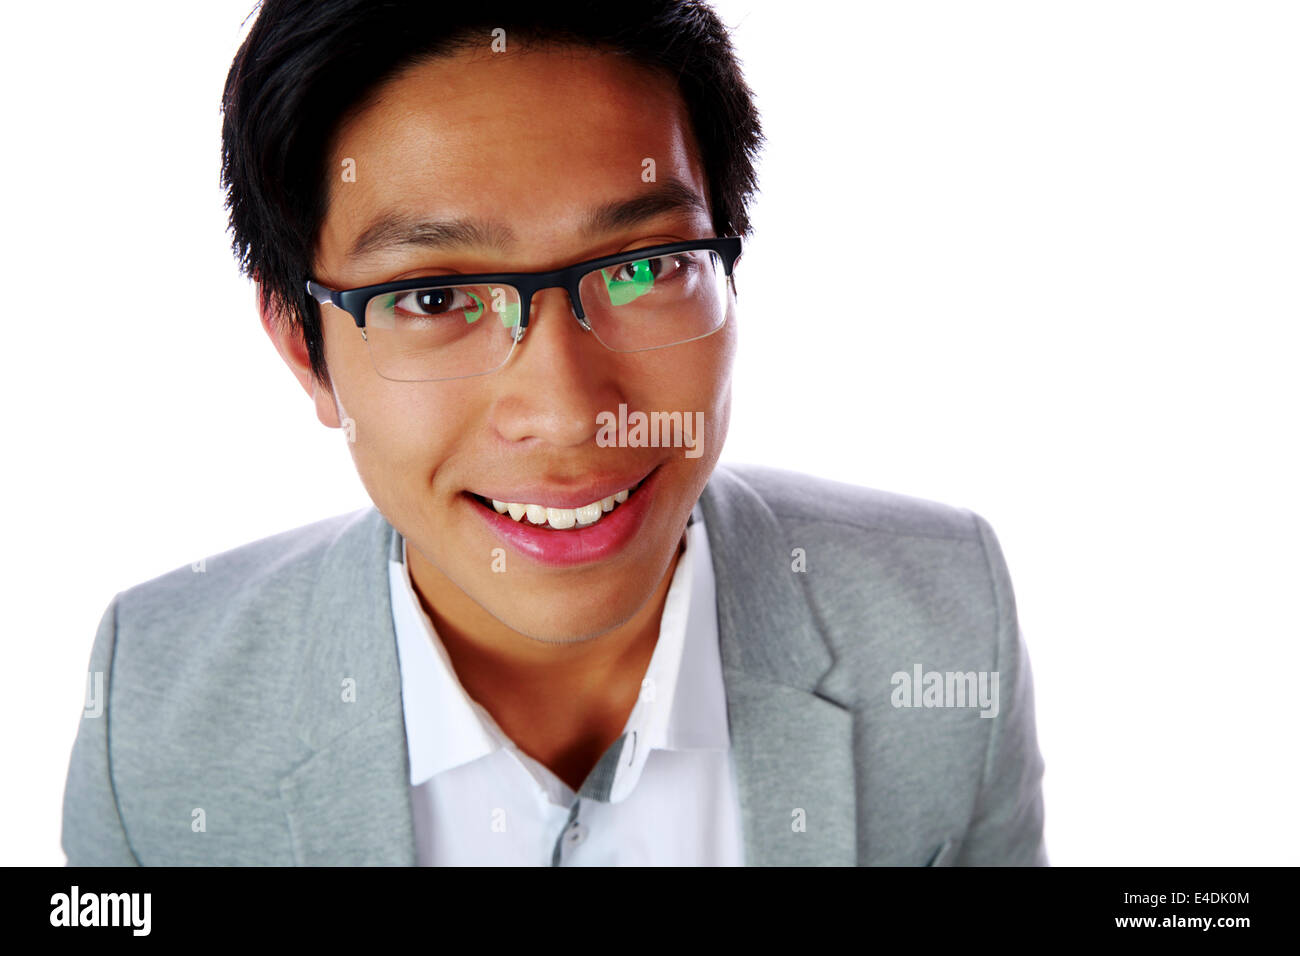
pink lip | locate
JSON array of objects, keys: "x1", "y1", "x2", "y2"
[{"x1": 466, "y1": 465, "x2": 661, "y2": 567}]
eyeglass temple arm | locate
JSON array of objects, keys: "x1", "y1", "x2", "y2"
[
  {"x1": 721, "y1": 235, "x2": 742, "y2": 273},
  {"x1": 306, "y1": 280, "x2": 366, "y2": 328},
  {"x1": 305, "y1": 280, "x2": 334, "y2": 306}
]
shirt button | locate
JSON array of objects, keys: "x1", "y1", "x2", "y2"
[{"x1": 566, "y1": 821, "x2": 588, "y2": 845}]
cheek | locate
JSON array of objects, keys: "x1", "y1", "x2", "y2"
[
  {"x1": 698, "y1": 324, "x2": 737, "y2": 455},
  {"x1": 711, "y1": 319, "x2": 738, "y2": 396},
  {"x1": 689, "y1": 320, "x2": 737, "y2": 414},
  {"x1": 322, "y1": 325, "x2": 471, "y2": 497},
  {"x1": 623, "y1": 327, "x2": 733, "y2": 465},
  {"x1": 342, "y1": 391, "x2": 472, "y2": 540},
  {"x1": 639, "y1": 317, "x2": 736, "y2": 399},
  {"x1": 349, "y1": 390, "x2": 464, "y2": 481}
]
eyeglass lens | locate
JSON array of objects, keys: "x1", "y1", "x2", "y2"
[{"x1": 360, "y1": 248, "x2": 729, "y2": 382}]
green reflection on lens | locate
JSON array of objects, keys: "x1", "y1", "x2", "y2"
[
  {"x1": 465, "y1": 292, "x2": 484, "y2": 323},
  {"x1": 601, "y1": 259, "x2": 655, "y2": 306},
  {"x1": 497, "y1": 301, "x2": 520, "y2": 328}
]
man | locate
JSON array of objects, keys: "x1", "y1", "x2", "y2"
[{"x1": 62, "y1": 0, "x2": 1047, "y2": 866}]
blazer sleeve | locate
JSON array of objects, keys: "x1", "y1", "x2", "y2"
[
  {"x1": 954, "y1": 513, "x2": 1049, "y2": 866},
  {"x1": 61, "y1": 594, "x2": 141, "y2": 866}
]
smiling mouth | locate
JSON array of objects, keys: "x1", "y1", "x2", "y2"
[{"x1": 465, "y1": 475, "x2": 649, "y2": 531}]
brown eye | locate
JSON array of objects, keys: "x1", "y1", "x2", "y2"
[{"x1": 394, "y1": 287, "x2": 472, "y2": 317}]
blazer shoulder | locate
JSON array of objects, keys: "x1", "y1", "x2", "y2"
[
  {"x1": 114, "y1": 506, "x2": 383, "y2": 628},
  {"x1": 67, "y1": 507, "x2": 392, "y2": 865},
  {"x1": 718, "y1": 462, "x2": 980, "y2": 541}
]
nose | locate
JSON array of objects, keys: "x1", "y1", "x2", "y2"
[
  {"x1": 525, "y1": 280, "x2": 587, "y2": 329},
  {"x1": 489, "y1": 286, "x2": 619, "y2": 447},
  {"x1": 518, "y1": 284, "x2": 589, "y2": 340}
]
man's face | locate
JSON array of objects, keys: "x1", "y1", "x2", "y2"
[{"x1": 304, "y1": 44, "x2": 736, "y2": 644}]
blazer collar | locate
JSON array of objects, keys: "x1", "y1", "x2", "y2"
[
  {"x1": 697, "y1": 464, "x2": 857, "y2": 865},
  {"x1": 280, "y1": 464, "x2": 856, "y2": 865},
  {"x1": 279, "y1": 506, "x2": 417, "y2": 864}
]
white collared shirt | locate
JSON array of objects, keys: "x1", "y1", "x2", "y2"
[{"x1": 388, "y1": 503, "x2": 745, "y2": 865}]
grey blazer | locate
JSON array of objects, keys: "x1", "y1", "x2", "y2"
[{"x1": 62, "y1": 462, "x2": 1048, "y2": 866}]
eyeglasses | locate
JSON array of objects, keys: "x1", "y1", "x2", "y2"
[{"x1": 306, "y1": 236, "x2": 742, "y2": 382}]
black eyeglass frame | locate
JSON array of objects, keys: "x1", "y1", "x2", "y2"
[{"x1": 305, "y1": 235, "x2": 743, "y2": 335}]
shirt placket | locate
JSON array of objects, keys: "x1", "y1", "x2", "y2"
[{"x1": 550, "y1": 730, "x2": 633, "y2": 866}]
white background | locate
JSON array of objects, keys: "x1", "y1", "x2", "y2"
[{"x1": 1, "y1": 1, "x2": 1296, "y2": 865}]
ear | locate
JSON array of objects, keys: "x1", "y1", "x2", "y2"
[{"x1": 256, "y1": 279, "x2": 343, "y2": 430}]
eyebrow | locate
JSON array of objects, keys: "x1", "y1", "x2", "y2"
[{"x1": 346, "y1": 176, "x2": 710, "y2": 260}]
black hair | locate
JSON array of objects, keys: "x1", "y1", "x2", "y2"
[{"x1": 220, "y1": 0, "x2": 763, "y2": 388}]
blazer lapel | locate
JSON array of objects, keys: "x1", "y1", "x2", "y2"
[
  {"x1": 699, "y1": 465, "x2": 858, "y2": 866},
  {"x1": 278, "y1": 508, "x2": 417, "y2": 865}
]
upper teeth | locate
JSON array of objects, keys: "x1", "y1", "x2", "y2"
[{"x1": 489, "y1": 486, "x2": 634, "y2": 529}]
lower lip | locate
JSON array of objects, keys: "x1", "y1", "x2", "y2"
[{"x1": 465, "y1": 467, "x2": 660, "y2": 568}]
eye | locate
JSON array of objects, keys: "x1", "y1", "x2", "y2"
[
  {"x1": 607, "y1": 254, "x2": 688, "y2": 284},
  {"x1": 393, "y1": 286, "x2": 475, "y2": 317}
]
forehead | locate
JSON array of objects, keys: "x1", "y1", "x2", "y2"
[{"x1": 318, "y1": 44, "x2": 708, "y2": 267}]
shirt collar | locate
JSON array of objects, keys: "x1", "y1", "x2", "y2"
[
  {"x1": 388, "y1": 540, "x2": 499, "y2": 785},
  {"x1": 389, "y1": 502, "x2": 727, "y2": 793}
]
